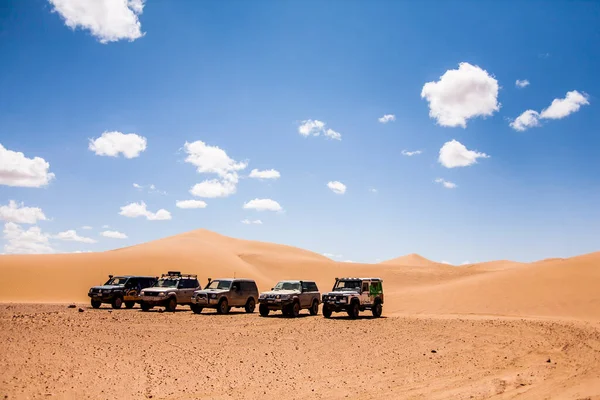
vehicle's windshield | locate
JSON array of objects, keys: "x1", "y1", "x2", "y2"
[
  {"x1": 154, "y1": 278, "x2": 178, "y2": 288},
  {"x1": 273, "y1": 281, "x2": 300, "y2": 291},
  {"x1": 104, "y1": 277, "x2": 128, "y2": 286},
  {"x1": 333, "y1": 280, "x2": 361, "y2": 291},
  {"x1": 205, "y1": 280, "x2": 231, "y2": 290}
]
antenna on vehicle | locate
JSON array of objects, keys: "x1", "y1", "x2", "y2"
[{"x1": 234, "y1": 271, "x2": 236, "y2": 279}]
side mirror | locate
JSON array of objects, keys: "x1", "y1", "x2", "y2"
[
  {"x1": 271, "y1": 287, "x2": 274, "y2": 290},
  {"x1": 108, "y1": 274, "x2": 113, "y2": 279}
]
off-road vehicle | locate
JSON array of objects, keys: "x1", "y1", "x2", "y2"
[
  {"x1": 190, "y1": 278, "x2": 259, "y2": 315},
  {"x1": 258, "y1": 280, "x2": 320, "y2": 318},
  {"x1": 321, "y1": 277, "x2": 383, "y2": 319},
  {"x1": 88, "y1": 275, "x2": 157, "y2": 309},
  {"x1": 139, "y1": 271, "x2": 200, "y2": 311}
]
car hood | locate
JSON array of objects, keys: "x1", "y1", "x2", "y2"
[
  {"x1": 194, "y1": 289, "x2": 228, "y2": 295},
  {"x1": 141, "y1": 287, "x2": 173, "y2": 293},
  {"x1": 323, "y1": 290, "x2": 360, "y2": 297},
  {"x1": 91, "y1": 285, "x2": 124, "y2": 290},
  {"x1": 260, "y1": 289, "x2": 300, "y2": 296}
]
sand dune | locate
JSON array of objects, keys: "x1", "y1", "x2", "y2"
[{"x1": 0, "y1": 229, "x2": 599, "y2": 321}]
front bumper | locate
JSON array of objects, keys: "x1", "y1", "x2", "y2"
[
  {"x1": 139, "y1": 295, "x2": 169, "y2": 305},
  {"x1": 322, "y1": 299, "x2": 350, "y2": 312},
  {"x1": 191, "y1": 295, "x2": 220, "y2": 307},
  {"x1": 88, "y1": 292, "x2": 117, "y2": 302},
  {"x1": 258, "y1": 298, "x2": 293, "y2": 310}
]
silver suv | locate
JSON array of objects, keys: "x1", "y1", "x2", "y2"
[
  {"x1": 321, "y1": 277, "x2": 383, "y2": 319},
  {"x1": 258, "y1": 280, "x2": 320, "y2": 318},
  {"x1": 190, "y1": 278, "x2": 259, "y2": 315},
  {"x1": 139, "y1": 271, "x2": 200, "y2": 311}
]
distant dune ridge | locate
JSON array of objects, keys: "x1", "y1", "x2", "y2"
[{"x1": 0, "y1": 228, "x2": 599, "y2": 321}]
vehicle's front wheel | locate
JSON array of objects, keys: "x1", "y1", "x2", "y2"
[
  {"x1": 290, "y1": 301, "x2": 300, "y2": 318},
  {"x1": 191, "y1": 304, "x2": 203, "y2": 314},
  {"x1": 111, "y1": 297, "x2": 123, "y2": 309},
  {"x1": 125, "y1": 301, "x2": 135, "y2": 309},
  {"x1": 141, "y1": 302, "x2": 152, "y2": 312},
  {"x1": 91, "y1": 299, "x2": 101, "y2": 309},
  {"x1": 165, "y1": 297, "x2": 177, "y2": 312},
  {"x1": 309, "y1": 300, "x2": 319, "y2": 316},
  {"x1": 372, "y1": 301, "x2": 382, "y2": 318},
  {"x1": 322, "y1": 304, "x2": 332, "y2": 318},
  {"x1": 347, "y1": 301, "x2": 359, "y2": 319},
  {"x1": 216, "y1": 298, "x2": 229, "y2": 315},
  {"x1": 259, "y1": 304, "x2": 269, "y2": 317},
  {"x1": 245, "y1": 298, "x2": 256, "y2": 313}
]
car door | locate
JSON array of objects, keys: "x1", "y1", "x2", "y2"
[
  {"x1": 360, "y1": 281, "x2": 370, "y2": 305},
  {"x1": 124, "y1": 278, "x2": 138, "y2": 301},
  {"x1": 230, "y1": 281, "x2": 243, "y2": 306},
  {"x1": 299, "y1": 282, "x2": 310, "y2": 308}
]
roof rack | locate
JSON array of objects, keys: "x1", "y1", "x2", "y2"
[{"x1": 161, "y1": 271, "x2": 197, "y2": 279}]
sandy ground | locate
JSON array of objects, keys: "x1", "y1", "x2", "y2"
[
  {"x1": 1, "y1": 229, "x2": 600, "y2": 398},
  {"x1": 1, "y1": 304, "x2": 599, "y2": 400}
]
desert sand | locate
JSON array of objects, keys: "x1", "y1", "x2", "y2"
[{"x1": 1, "y1": 229, "x2": 599, "y2": 399}]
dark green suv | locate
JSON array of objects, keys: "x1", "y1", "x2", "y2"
[{"x1": 88, "y1": 275, "x2": 157, "y2": 309}]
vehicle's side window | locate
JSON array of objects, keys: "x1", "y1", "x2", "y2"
[
  {"x1": 301, "y1": 281, "x2": 309, "y2": 292},
  {"x1": 232, "y1": 281, "x2": 240, "y2": 291},
  {"x1": 177, "y1": 279, "x2": 187, "y2": 288},
  {"x1": 362, "y1": 282, "x2": 369, "y2": 293},
  {"x1": 308, "y1": 282, "x2": 318, "y2": 292},
  {"x1": 191, "y1": 279, "x2": 199, "y2": 288}
]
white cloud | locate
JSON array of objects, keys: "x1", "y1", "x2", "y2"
[
  {"x1": 184, "y1": 140, "x2": 247, "y2": 178},
  {"x1": 243, "y1": 198, "x2": 282, "y2": 212},
  {"x1": 298, "y1": 120, "x2": 326, "y2": 137},
  {"x1": 55, "y1": 230, "x2": 97, "y2": 244},
  {"x1": 539, "y1": 90, "x2": 589, "y2": 119},
  {"x1": 134, "y1": 183, "x2": 167, "y2": 195},
  {"x1": 435, "y1": 178, "x2": 457, "y2": 189},
  {"x1": 48, "y1": 0, "x2": 145, "y2": 44},
  {"x1": 0, "y1": 143, "x2": 56, "y2": 187},
  {"x1": 119, "y1": 201, "x2": 171, "y2": 220},
  {"x1": 440, "y1": 260, "x2": 452, "y2": 265},
  {"x1": 324, "y1": 129, "x2": 342, "y2": 141},
  {"x1": 342, "y1": 260, "x2": 354, "y2": 263},
  {"x1": 81, "y1": 226, "x2": 93, "y2": 230},
  {"x1": 3, "y1": 222, "x2": 53, "y2": 254},
  {"x1": 421, "y1": 62, "x2": 500, "y2": 128},
  {"x1": 184, "y1": 140, "x2": 247, "y2": 198},
  {"x1": 189, "y1": 179, "x2": 237, "y2": 198},
  {"x1": 249, "y1": 169, "x2": 281, "y2": 180},
  {"x1": 89, "y1": 131, "x2": 147, "y2": 158},
  {"x1": 100, "y1": 230, "x2": 128, "y2": 239},
  {"x1": 378, "y1": 114, "x2": 396, "y2": 123},
  {"x1": 241, "y1": 219, "x2": 263, "y2": 225},
  {"x1": 323, "y1": 253, "x2": 343, "y2": 259},
  {"x1": 401, "y1": 150, "x2": 422, "y2": 156},
  {"x1": 176, "y1": 200, "x2": 207, "y2": 209},
  {"x1": 461, "y1": 261, "x2": 471, "y2": 265},
  {"x1": 102, "y1": 224, "x2": 110, "y2": 229},
  {"x1": 515, "y1": 79, "x2": 530, "y2": 88},
  {"x1": 510, "y1": 110, "x2": 541, "y2": 131},
  {"x1": 327, "y1": 181, "x2": 347, "y2": 195},
  {"x1": 0, "y1": 201, "x2": 47, "y2": 224},
  {"x1": 297, "y1": 120, "x2": 342, "y2": 140},
  {"x1": 438, "y1": 139, "x2": 489, "y2": 168},
  {"x1": 510, "y1": 90, "x2": 589, "y2": 131},
  {"x1": 369, "y1": 188, "x2": 378, "y2": 193}
]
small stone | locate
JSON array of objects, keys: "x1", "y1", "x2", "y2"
[
  {"x1": 431, "y1": 350, "x2": 437, "y2": 353},
  {"x1": 546, "y1": 358, "x2": 551, "y2": 363},
  {"x1": 68, "y1": 304, "x2": 76, "y2": 308},
  {"x1": 78, "y1": 308, "x2": 84, "y2": 313}
]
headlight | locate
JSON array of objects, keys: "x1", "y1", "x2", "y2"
[
  {"x1": 210, "y1": 294, "x2": 217, "y2": 299},
  {"x1": 322, "y1": 295, "x2": 328, "y2": 300},
  {"x1": 276, "y1": 295, "x2": 281, "y2": 299},
  {"x1": 159, "y1": 292, "x2": 166, "y2": 297},
  {"x1": 259, "y1": 294, "x2": 265, "y2": 299}
]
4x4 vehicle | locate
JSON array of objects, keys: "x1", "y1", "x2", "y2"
[
  {"x1": 258, "y1": 280, "x2": 320, "y2": 318},
  {"x1": 190, "y1": 278, "x2": 258, "y2": 315},
  {"x1": 321, "y1": 277, "x2": 383, "y2": 319},
  {"x1": 139, "y1": 271, "x2": 200, "y2": 311},
  {"x1": 88, "y1": 275, "x2": 157, "y2": 309}
]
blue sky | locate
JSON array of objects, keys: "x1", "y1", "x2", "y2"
[{"x1": 1, "y1": 0, "x2": 599, "y2": 264}]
